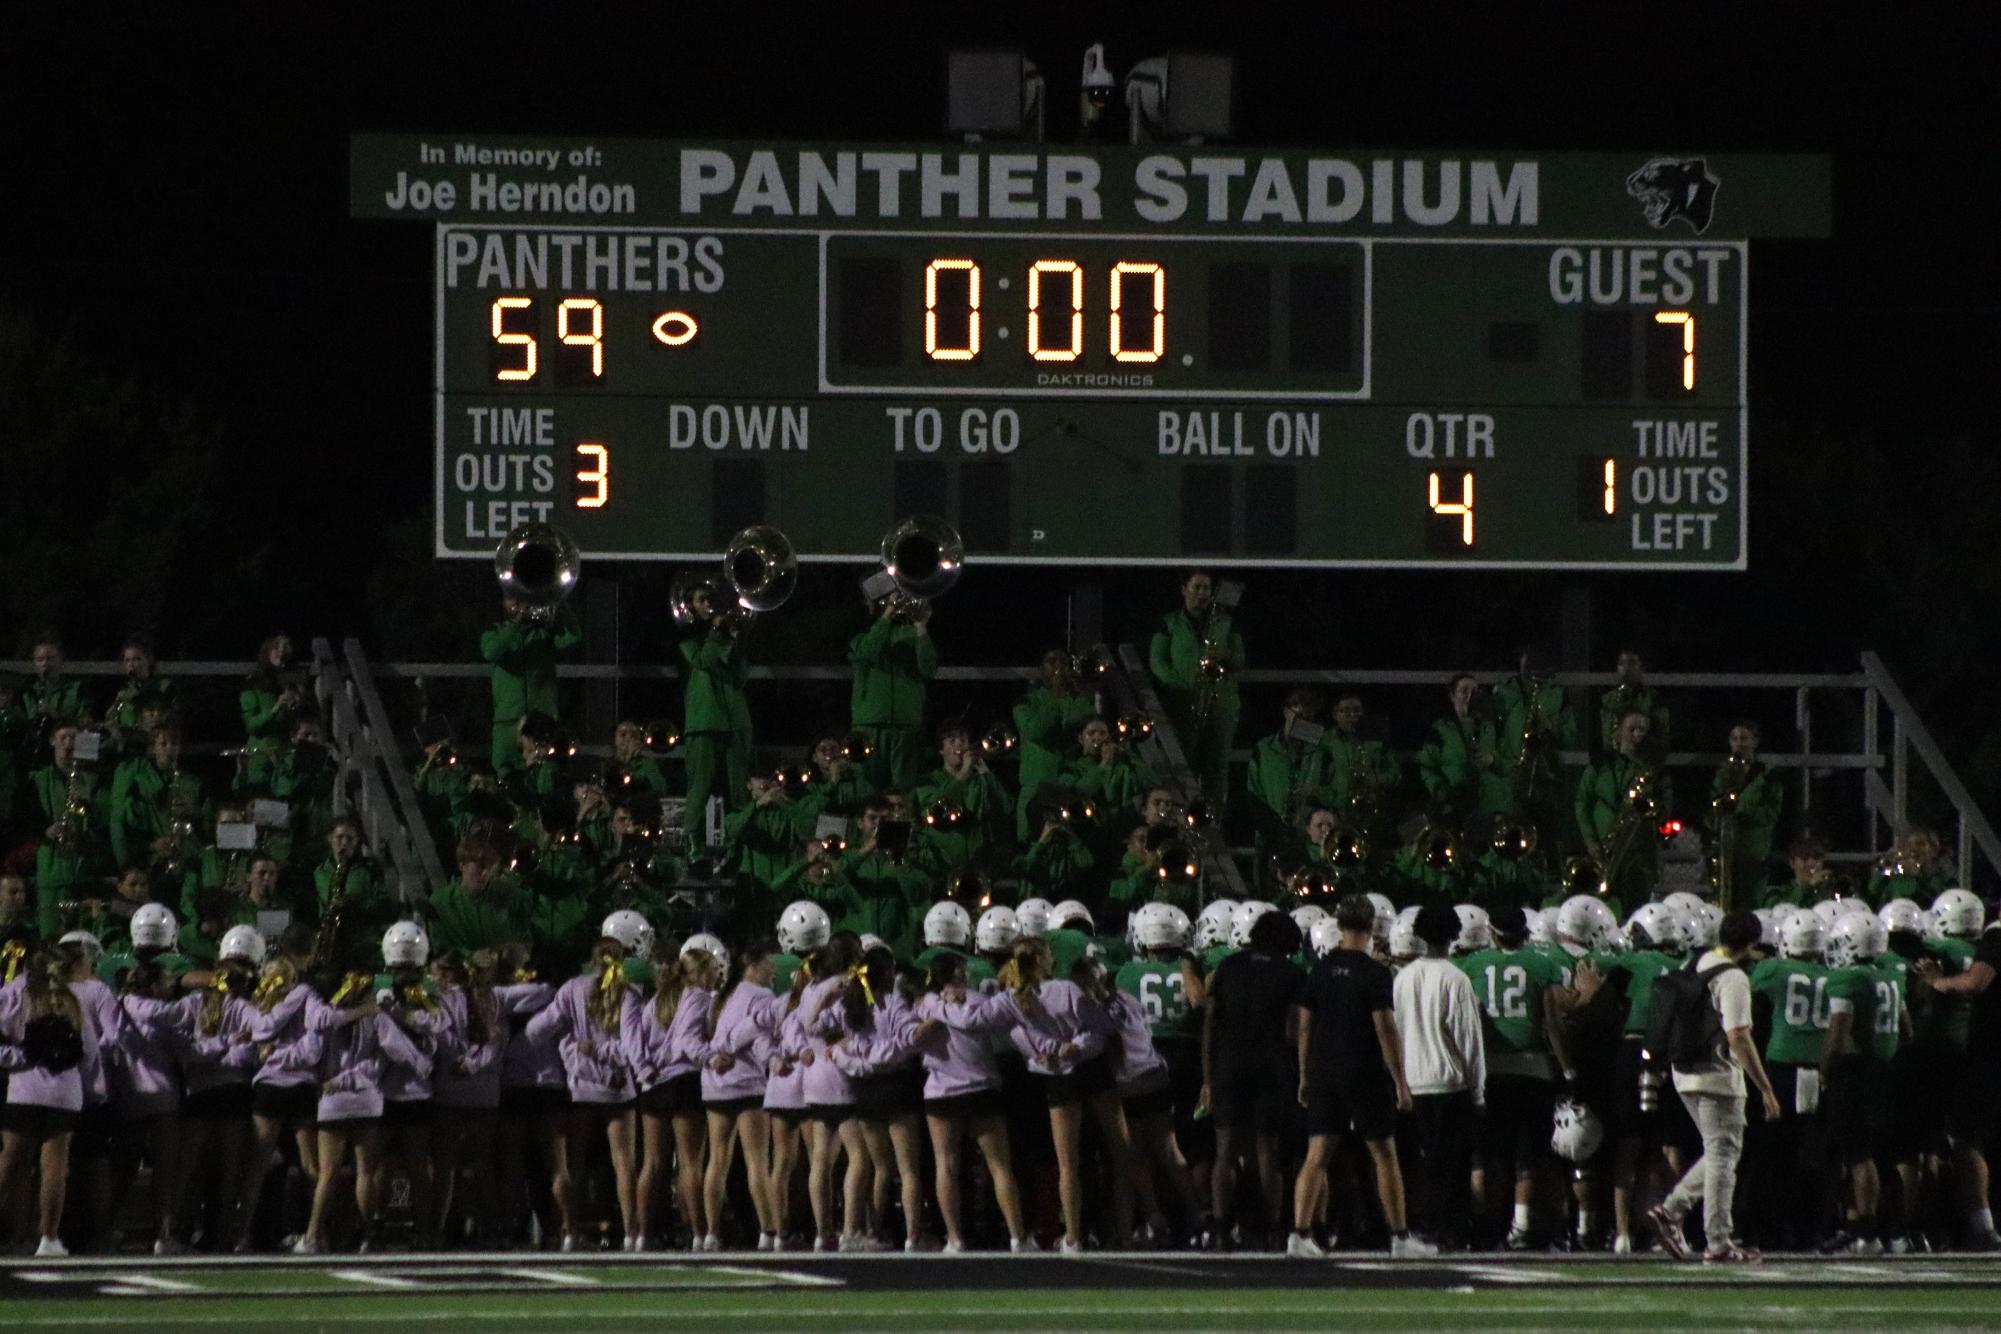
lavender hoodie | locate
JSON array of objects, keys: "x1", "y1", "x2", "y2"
[
  {"x1": 948, "y1": 980, "x2": 1109, "y2": 1077},
  {"x1": 799, "y1": 975, "x2": 856, "y2": 1108},
  {"x1": 180, "y1": 993, "x2": 264, "y2": 1098},
  {"x1": 0, "y1": 977, "x2": 106, "y2": 1113},
  {"x1": 620, "y1": 983, "x2": 711, "y2": 1094},
  {"x1": 761, "y1": 1002, "x2": 812, "y2": 1112},
  {"x1": 306, "y1": 994, "x2": 387, "y2": 1123},
  {"x1": 702, "y1": 981, "x2": 782, "y2": 1102},
  {"x1": 495, "y1": 980, "x2": 562, "y2": 1091},
  {"x1": 250, "y1": 982, "x2": 319, "y2": 1091},
  {"x1": 109, "y1": 993, "x2": 186, "y2": 1119},
  {"x1": 525, "y1": 973, "x2": 637, "y2": 1104}
]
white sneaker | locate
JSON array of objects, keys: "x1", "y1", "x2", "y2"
[
  {"x1": 701, "y1": 1234, "x2": 722, "y2": 1253},
  {"x1": 1390, "y1": 1234, "x2": 1438, "y2": 1258},
  {"x1": 942, "y1": 1239, "x2": 966, "y2": 1254},
  {"x1": 559, "y1": 1233, "x2": 579, "y2": 1253},
  {"x1": 1010, "y1": 1235, "x2": 1040, "y2": 1253},
  {"x1": 756, "y1": 1231, "x2": 775, "y2": 1252},
  {"x1": 290, "y1": 1236, "x2": 322, "y2": 1256},
  {"x1": 34, "y1": 1236, "x2": 68, "y2": 1259},
  {"x1": 1286, "y1": 1233, "x2": 1327, "y2": 1259},
  {"x1": 1613, "y1": 1234, "x2": 1634, "y2": 1255},
  {"x1": 904, "y1": 1238, "x2": 922, "y2": 1253},
  {"x1": 154, "y1": 1237, "x2": 187, "y2": 1256},
  {"x1": 1059, "y1": 1237, "x2": 1083, "y2": 1255},
  {"x1": 814, "y1": 1235, "x2": 835, "y2": 1253},
  {"x1": 1848, "y1": 1235, "x2": 1884, "y2": 1257}
]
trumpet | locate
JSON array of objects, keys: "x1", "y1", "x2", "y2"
[
  {"x1": 495, "y1": 523, "x2": 581, "y2": 623},
  {"x1": 1114, "y1": 713, "x2": 1153, "y2": 743},
  {"x1": 1490, "y1": 817, "x2": 1538, "y2": 861},
  {"x1": 839, "y1": 732, "x2": 875, "y2": 766},
  {"x1": 922, "y1": 799, "x2": 965, "y2": 830},
  {"x1": 979, "y1": 723, "x2": 1018, "y2": 759},
  {"x1": 1561, "y1": 853, "x2": 1608, "y2": 899},
  {"x1": 1323, "y1": 827, "x2": 1369, "y2": 868},
  {"x1": 880, "y1": 516, "x2": 962, "y2": 619},
  {"x1": 1286, "y1": 866, "x2": 1335, "y2": 902},
  {"x1": 1071, "y1": 645, "x2": 1113, "y2": 681},
  {"x1": 1153, "y1": 842, "x2": 1202, "y2": 887}
]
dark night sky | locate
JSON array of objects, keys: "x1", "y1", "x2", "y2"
[{"x1": 3, "y1": 5, "x2": 1998, "y2": 775}]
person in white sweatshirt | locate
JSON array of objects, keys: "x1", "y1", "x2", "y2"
[{"x1": 1393, "y1": 903, "x2": 1486, "y2": 1251}]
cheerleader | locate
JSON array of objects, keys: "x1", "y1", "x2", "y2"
[
  {"x1": 173, "y1": 924, "x2": 265, "y2": 1251},
  {"x1": 701, "y1": 938, "x2": 783, "y2": 1250},
  {"x1": 831, "y1": 945, "x2": 929, "y2": 1250},
  {"x1": 432, "y1": 948, "x2": 505, "y2": 1245},
  {"x1": 912, "y1": 952, "x2": 1031, "y2": 1251},
  {"x1": 525, "y1": 918, "x2": 646, "y2": 1251},
  {"x1": 235, "y1": 923, "x2": 319, "y2": 1251},
  {"x1": 764, "y1": 902, "x2": 833, "y2": 1248},
  {"x1": 372, "y1": 922, "x2": 441, "y2": 1248},
  {"x1": 0, "y1": 941, "x2": 106, "y2": 1256},
  {"x1": 493, "y1": 941, "x2": 565, "y2": 1249},
  {"x1": 623, "y1": 917, "x2": 713, "y2": 1249},
  {"x1": 797, "y1": 931, "x2": 865, "y2": 1250},
  {"x1": 949, "y1": 936, "x2": 1143, "y2": 1252},
  {"x1": 108, "y1": 955, "x2": 185, "y2": 1253},
  {"x1": 296, "y1": 956, "x2": 430, "y2": 1252}
]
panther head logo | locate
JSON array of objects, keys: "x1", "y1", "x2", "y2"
[{"x1": 1625, "y1": 157, "x2": 1720, "y2": 234}]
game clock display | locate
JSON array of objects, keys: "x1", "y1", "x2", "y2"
[{"x1": 353, "y1": 138, "x2": 1829, "y2": 568}]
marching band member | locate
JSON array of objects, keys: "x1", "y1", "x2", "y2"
[{"x1": 1148, "y1": 571, "x2": 1243, "y2": 805}]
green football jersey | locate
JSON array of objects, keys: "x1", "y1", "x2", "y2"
[
  {"x1": 770, "y1": 951, "x2": 805, "y2": 995},
  {"x1": 1611, "y1": 950, "x2": 1678, "y2": 1036},
  {"x1": 1750, "y1": 956, "x2": 1832, "y2": 1066},
  {"x1": 1202, "y1": 944, "x2": 1235, "y2": 974},
  {"x1": 1919, "y1": 937, "x2": 1976, "y2": 1050},
  {"x1": 1828, "y1": 960, "x2": 1904, "y2": 1062},
  {"x1": 1458, "y1": 946, "x2": 1564, "y2": 1076},
  {"x1": 1115, "y1": 957, "x2": 1197, "y2": 1042}
]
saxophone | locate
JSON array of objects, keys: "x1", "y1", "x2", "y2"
[
  {"x1": 1512, "y1": 674, "x2": 1553, "y2": 807},
  {"x1": 53, "y1": 763, "x2": 89, "y2": 854},
  {"x1": 310, "y1": 853, "x2": 353, "y2": 970},
  {"x1": 1190, "y1": 611, "x2": 1231, "y2": 733},
  {"x1": 1598, "y1": 764, "x2": 1660, "y2": 896},
  {"x1": 160, "y1": 764, "x2": 198, "y2": 880}
]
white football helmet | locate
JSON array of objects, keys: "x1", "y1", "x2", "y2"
[
  {"x1": 1931, "y1": 888, "x2": 1985, "y2": 940},
  {"x1": 130, "y1": 903, "x2": 178, "y2": 952},
  {"x1": 776, "y1": 900, "x2": 832, "y2": 955},
  {"x1": 376, "y1": 921, "x2": 422, "y2": 968},
  {"x1": 1551, "y1": 1098, "x2": 1605, "y2": 1163},
  {"x1": 1661, "y1": 891, "x2": 1709, "y2": 921},
  {"x1": 1291, "y1": 904, "x2": 1329, "y2": 940},
  {"x1": 1050, "y1": 899, "x2": 1095, "y2": 933},
  {"x1": 1389, "y1": 908, "x2": 1422, "y2": 962},
  {"x1": 1698, "y1": 902, "x2": 1726, "y2": 945},
  {"x1": 599, "y1": 909, "x2": 654, "y2": 958},
  {"x1": 682, "y1": 932, "x2": 730, "y2": 969},
  {"x1": 1878, "y1": 898, "x2": 1926, "y2": 939},
  {"x1": 975, "y1": 905, "x2": 1021, "y2": 954},
  {"x1": 1132, "y1": 902, "x2": 1192, "y2": 951},
  {"x1": 1527, "y1": 907, "x2": 1556, "y2": 949},
  {"x1": 1452, "y1": 904, "x2": 1492, "y2": 955},
  {"x1": 1835, "y1": 896, "x2": 1876, "y2": 920},
  {"x1": 1627, "y1": 902, "x2": 1685, "y2": 955},
  {"x1": 1367, "y1": 892, "x2": 1396, "y2": 930},
  {"x1": 858, "y1": 933, "x2": 886, "y2": 956},
  {"x1": 1193, "y1": 899, "x2": 1238, "y2": 951},
  {"x1": 1823, "y1": 913, "x2": 1885, "y2": 969},
  {"x1": 1230, "y1": 900, "x2": 1278, "y2": 949},
  {"x1": 1015, "y1": 897, "x2": 1053, "y2": 938},
  {"x1": 1778, "y1": 911, "x2": 1824, "y2": 960},
  {"x1": 923, "y1": 900, "x2": 973, "y2": 950},
  {"x1": 1557, "y1": 896, "x2": 1617, "y2": 952},
  {"x1": 219, "y1": 924, "x2": 266, "y2": 964},
  {"x1": 1308, "y1": 916, "x2": 1345, "y2": 959},
  {"x1": 1810, "y1": 898, "x2": 1846, "y2": 929},
  {"x1": 1751, "y1": 908, "x2": 1781, "y2": 951}
]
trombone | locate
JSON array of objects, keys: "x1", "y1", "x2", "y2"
[{"x1": 495, "y1": 523, "x2": 581, "y2": 623}]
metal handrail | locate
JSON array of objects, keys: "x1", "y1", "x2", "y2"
[
  {"x1": 1861, "y1": 651, "x2": 2001, "y2": 890},
  {"x1": 1113, "y1": 643, "x2": 1250, "y2": 901},
  {"x1": 343, "y1": 639, "x2": 448, "y2": 899}
]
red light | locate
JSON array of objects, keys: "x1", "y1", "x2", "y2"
[{"x1": 1658, "y1": 819, "x2": 1684, "y2": 837}]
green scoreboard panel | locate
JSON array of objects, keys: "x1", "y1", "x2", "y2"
[{"x1": 350, "y1": 137, "x2": 1829, "y2": 568}]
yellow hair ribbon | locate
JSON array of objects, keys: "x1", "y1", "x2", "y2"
[
  {"x1": 252, "y1": 972, "x2": 288, "y2": 1008},
  {"x1": 0, "y1": 940, "x2": 24, "y2": 984},
  {"x1": 329, "y1": 971, "x2": 373, "y2": 1006},
  {"x1": 598, "y1": 955, "x2": 624, "y2": 996},
  {"x1": 511, "y1": 965, "x2": 538, "y2": 983},
  {"x1": 997, "y1": 958, "x2": 1020, "y2": 993},
  {"x1": 403, "y1": 983, "x2": 439, "y2": 1012},
  {"x1": 846, "y1": 964, "x2": 875, "y2": 1007}
]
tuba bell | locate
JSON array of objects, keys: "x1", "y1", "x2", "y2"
[
  {"x1": 724, "y1": 524, "x2": 799, "y2": 616},
  {"x1": 881, "y1": 516, "x2": 962, "y2": 617},
  {"x1": 495, "y1": 524, "x2": 581, "y2": 622}
]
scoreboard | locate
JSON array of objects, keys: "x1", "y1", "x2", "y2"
[{"x1": 350, "y1": 136, "x2": 1829, "y2": 568}]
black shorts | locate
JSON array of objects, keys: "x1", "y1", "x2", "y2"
[
  {"x1": 252, "y1": 1082, "x2": 320, "y2": 1122},
  {"x1": 1122, "y1": 1071, "x2": 1175, "y2": 1122},
  {"x1": 1157, "y1": 1036, "x2": 1211, "y2": 1164},
  {"x1": 804, "y1": 1103, "x2": 853, "y2": 1127},
  {"x1": 1480, "y1": 1074, "x2": 1555, "y2": 1166},
  {"x1": 853, "y1": 1068, "x2": 925, "y2": 1121},
  {"x1": 500, "y1": 1085, "x2": 571, "y2": 1118},
  {"x1": 767, "y1": 1106, "x2": 810, "y2": 1128},
  {"x1": 925, "y1": 1088, "x2": 1006, "y2": 1122},
  {"x1": 1040, "y1": 1052, "x2": 1115, "y2": 1109},
  {"x1": 1211, "y1": 1077, "x2": 1290, "y2": 1135},
  {"x1": 382, "y1": 1098, "x2": 434, "y2": 1129},
  {"x1": 1825, "y1": 1055, "x2": 1894, "y2": 1162},
  {"x1": 703, "y1": 1095, "x2": 763, "y2": 1116},
  {"x1": 1610, "y1": 1036, "x2": 1651, "y2": 1136},
  {"x1": 183, "y1": 1083, "x2": 254, "y2": 1122},
  {"x1": 1305, "y1": 1078, "x2": 1396, "y2": 1143},
  {"x1": 637, "y1": 1071, "x2": 703, "y2": 1117},
  {"x1": 71, "y1": 1104, "x2": 118, "y2": 1160},
  {"x1": 1, "y1": 1103, "x2": 79, "y2": 1137},
  {"x1": 1950, "y1": 1060, "x2": 2001, "y2": 1149},
  {"x1": 1891, "y1": 1043, "x2": 1949, "y2": 1158}
]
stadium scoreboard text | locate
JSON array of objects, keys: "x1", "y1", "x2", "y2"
[{"x1": 350, "y1": 136, "x2": 1830, "y2": 569}]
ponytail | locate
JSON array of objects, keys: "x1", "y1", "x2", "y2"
[{"x1": 584, "y1": 940, "x2": 629, "y2": 1036}]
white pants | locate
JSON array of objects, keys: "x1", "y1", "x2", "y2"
[{"x1": 1664, "y1": 1089, "x2": 1746, "y2": 1247}]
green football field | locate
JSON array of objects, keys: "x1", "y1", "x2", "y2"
[{"x1": 2, "y1": 1254, "x2": 1999, "y2": 1332}]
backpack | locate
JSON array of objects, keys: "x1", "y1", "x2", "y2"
[{"x1": 1647, "y1": 956, "x2": 1740, "y2": 1073}]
